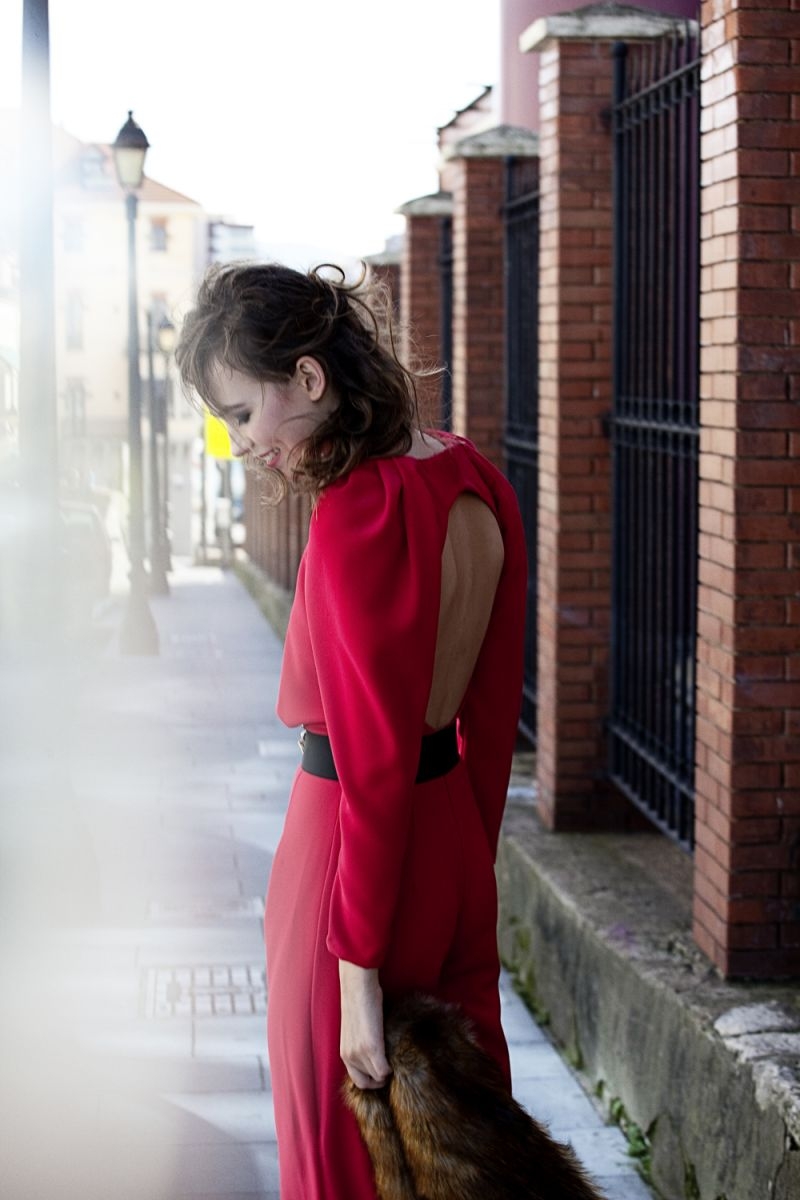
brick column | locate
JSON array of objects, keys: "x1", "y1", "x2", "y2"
[
  {"x1": 243, "y1": 478, "x2": 310, "y2": 592},
  {"x1": 521, "y1": 9, "x2": 684, "y2": 830},
  {"x1": 398, "y1": 194, "x2": 453, "y2": 429},
  {"x1": 446, "y1": 127, "x2": 538, "y2": 469},
  {"x1": 693, "y1": 0, "x2": 800, "y2": 978},
  {"x1": 364, "y1": 245, "x2": 401, "y2": 313},
  {"x1": 525, "y1": 26, "x2": 615, "y2": 829}
]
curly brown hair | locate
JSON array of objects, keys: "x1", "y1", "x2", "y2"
[{"x1": 175, "y1": 261, "x2": 423, "y2": 501}]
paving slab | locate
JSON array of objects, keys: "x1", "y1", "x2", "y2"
[{"x1": 1, "y1": 560, "x2": 653, "y2": 1200}]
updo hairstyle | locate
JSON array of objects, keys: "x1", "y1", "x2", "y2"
[{"x1": 175, "y1": 262, "x2": 421, "y2": 500}]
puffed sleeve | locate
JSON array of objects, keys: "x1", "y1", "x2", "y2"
[
  {"x1": 457, "y1": 474, "x2": 527, "y2": 856},
  {"x1": 304, "y1": 463, "x2": 442, "y2": 968}
]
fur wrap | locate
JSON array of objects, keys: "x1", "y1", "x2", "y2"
[{"x1": 342, "y1": 993, "x2": 607, "y2": 1200}]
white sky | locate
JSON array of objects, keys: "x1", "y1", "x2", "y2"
[{"x1": 1, "y1": 0, "x2": 500, "y2": 265}]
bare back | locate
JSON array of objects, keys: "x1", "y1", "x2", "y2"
[{"x1": 425, "y1": 493, "x2": 505, "y2": 730}]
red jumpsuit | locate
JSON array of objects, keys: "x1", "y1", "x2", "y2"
[{"x1": 265, "y1": 433, "x2": 527, "y2": 1199}]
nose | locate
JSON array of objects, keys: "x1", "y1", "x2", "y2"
[{"x1": 228, "y1": 427, "x2": 250, "y2": 458}]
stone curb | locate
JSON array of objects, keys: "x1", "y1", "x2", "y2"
[{"x1": 497, "y1": 796, "x2": 800, "y2": 1200}]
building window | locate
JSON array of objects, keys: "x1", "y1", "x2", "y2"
[
  {"x1": 65, "y1": 292, "x2": 83, "y2": 350},
  {"x1": 150, "y1": 219, "x2": 168, "y2": 252},
  {"x1": 65, "y1": 378, "x2": 87, "y2": 436},
  {"x1": 80, "y1": 148, "x2": 112, "y2": 190},
  {"x1": 64, "y1": 218, "x2": 84, "y2": 253}
]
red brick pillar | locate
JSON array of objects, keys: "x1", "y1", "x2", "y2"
[
  {"x1": 398, "y1": 194, "x2": 453, "y2": 428},
  {"x1": 446, "y1": 128, "x2": 538, "y2": 470},
  {"x1": 693, "y1": 0, "x2": 800, "y2": 978},
  {"x1": 522, "y1": 23, "x2": 615, "y2": 829},
  {"x1": 244, "y1": 471, "x2": 266, "y2": 571},
  {"x1": 365, "y1": 244, "x2": 402, "y2": 314},
  {"x1": 521, "y1": 9, "x2": 683, "y2": 829},
  {"x1": 287, "y1": 491, "x2": 311, "y2": 589},
  {"x1": 243, "y1": 470, "x2": 312, "y2": 590}
]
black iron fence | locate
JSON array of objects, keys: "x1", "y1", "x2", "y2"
[
  {"x1": 438, "y1": 216, "x2": 453, "y2": 432},
  {"x1": 609, "y1": 32, "x2": 701, "y2": 850},
  {"x1": 503, "y1": 155, "x2": 540, "y2": 745}
]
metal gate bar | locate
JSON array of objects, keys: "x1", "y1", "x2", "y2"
[
  {"x1": 609, "y1": 32, "x2": 700, "y2": 850},
  {"x1": 438, "y1": 216, "x2": 453, "y2": 432},
  {"x1": 503, "y1": 156, "x2": 540, "y2": 745}
]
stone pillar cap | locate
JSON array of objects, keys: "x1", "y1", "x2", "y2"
[
  {"x1": 520, "y1": 2, "x2": 698, "y2": 53},
  {"x1": 442, "y1": 124, "x2": 540, "y2": 163},
  {"x1": 395, "y1": 191, "x2": 454, "y2": 218}
]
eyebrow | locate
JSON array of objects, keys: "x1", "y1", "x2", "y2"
[{"x1": 211, "y1": 399, "x2": 244, "y2": 418}]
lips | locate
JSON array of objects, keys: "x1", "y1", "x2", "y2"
[{"x1": 257, "y1": 449, "x2": 280, "y2": 467}]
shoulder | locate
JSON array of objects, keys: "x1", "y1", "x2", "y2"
[
  {"x1": 441, "y1": 434, "x2": 522, "y2": 513},
  {"x1": 311, "y1": 457, "x2": 403, "y2": 538}
]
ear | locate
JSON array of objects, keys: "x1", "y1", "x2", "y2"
[{"x1": 294, "y1": 356, "x2": 327, "y2": 402}]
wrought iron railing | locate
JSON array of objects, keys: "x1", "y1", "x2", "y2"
[
  {"x1": 609, "y1": 31, "x2": 701, "y2": 850},
  {"x1": 438, "y1": 217, "x2": 453, "y2": 432},
  {"x1": 503, "y1": 156, "x2": 540, "y2": 745}
]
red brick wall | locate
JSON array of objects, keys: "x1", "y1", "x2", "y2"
[
  {"x1": 534, "y1": 39, "x2": 621, "y2": 830},
  {"x1": 369, "y1": 261, "x2": 400, "y2": 312},
  {"x1": 400, "y1": 214, "x2": 448, "y2": 429},
  {"x1": 450, "y1": 157, "x2": 506, "y2": 469},
  {"x1": 693, "y1": 0, "x2": 800, "y2": 978},
  {"x1": 244, "y1": 473, "x2": 310, "y2": 593}
]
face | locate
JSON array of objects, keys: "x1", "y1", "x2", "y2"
[{"x1": 210, "y1": 357, "x2": 336, "y2": 475}]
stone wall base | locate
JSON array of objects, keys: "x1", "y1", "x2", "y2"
[
  {"x1": 498, "y1": 787, "x2": 800, "y2": 1200},
  {"x1": 233, "y1": 556, "x2": 293, "y2": 643}
]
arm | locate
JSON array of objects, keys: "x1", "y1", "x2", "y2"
[
  {"x1": 305, "y1": 466, "x2": 442, "y2": 965},
  {"x1": 458, "y1": 480, "x2": 528, "y2": 855},
  {"x1": 338, "y1": 960, "x2": 390, "y2": 1089},
  {"x1": 305, "y1": 468, "x2": 443, "y2": 1086}
]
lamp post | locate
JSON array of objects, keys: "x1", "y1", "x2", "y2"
[
  {"x1": 146, "y1": 307, "x2": 169, "y2": 594},
  {"x1": 157, "y1": 316, "x2": 176, "y2": 572},
  {"x1": 113, "y1": 111, "x2": 158, "y2": 655},
  {"x1": 16, "y1": 0, "x2": 59, "y2": 645}
]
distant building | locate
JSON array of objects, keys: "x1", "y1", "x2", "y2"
[
  {"x1": 208, "y1": 219, "x2": 257, "y2": 264},
  {"x1": 0, "y1": 118, "x2": 237, "y2": 555},
  {"x1": 50, "y1": 127, "x2": 209, "y2": 554}
]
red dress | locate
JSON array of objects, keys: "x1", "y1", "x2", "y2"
[{"x1": 265, "y1": 433, "x2": 527, "y2": 1199}]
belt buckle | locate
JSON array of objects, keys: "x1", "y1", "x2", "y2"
[{"x1": 298, "y1": 728, "x2": 307, "y2": 753}]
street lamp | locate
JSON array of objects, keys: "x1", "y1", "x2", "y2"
[
  {"x1": 112, "y1": 110, "x2": 158, "y2": 654},
  {"x1": 157, "y1": 316, "x2": 176, "y2": 572}
]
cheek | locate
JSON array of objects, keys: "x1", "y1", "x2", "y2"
[{"x1": 263, "y1": 399, "x2": 294, "y2": 439}]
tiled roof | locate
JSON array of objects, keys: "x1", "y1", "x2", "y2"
[
  {"x1": 0, "y1": 116, "x2": 200, "y2": 206},
  {"x1": 58, "y1": 141, "x2": 201, "y2": 205}
]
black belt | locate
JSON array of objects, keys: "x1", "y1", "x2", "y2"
[{"x1": 299, "y1": 724, "x2": 460, "y2": 784}]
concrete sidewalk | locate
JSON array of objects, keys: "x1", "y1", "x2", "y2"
[{"x1": 8, "y1": 561, "x2": 653, "y2": 1199}]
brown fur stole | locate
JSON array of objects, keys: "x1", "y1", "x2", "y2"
[{"x1": 343, "y1": 993, "x2": 607, "y2": 1200}]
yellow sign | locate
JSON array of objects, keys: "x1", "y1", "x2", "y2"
[{"x1": 205, "y1": 411, "x2": 233, "y2": 460}]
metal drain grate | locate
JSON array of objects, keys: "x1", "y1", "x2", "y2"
[
  {"x1": 143, "y1": 964, "x2": 266, "y2": 1018},
  {"x1": 147, "y1": 897, "x2": 265, "y2": 921}
]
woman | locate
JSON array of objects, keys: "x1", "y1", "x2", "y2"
[{"x1": 176, "y1": 262, "x2": 527, "y2": 1199}]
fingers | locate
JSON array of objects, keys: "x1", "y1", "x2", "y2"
[
  {"x1": 346, "y1": 1056, "x2": 391, "y2": 1089},
  {"x1": 341, "y1": 1042, "x2": 392, "y2": 1089},
  {"x1": 344, "y1": 1061, "x2": 389, "y2": 1090}
]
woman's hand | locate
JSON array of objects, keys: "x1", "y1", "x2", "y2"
[{"x1": 339, "y1": 960, "x2": 391, "y2": 1090}]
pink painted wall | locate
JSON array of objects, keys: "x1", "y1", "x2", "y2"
[{"x1": 500, "y1": 0, "x2": 700, "y2": 129}]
